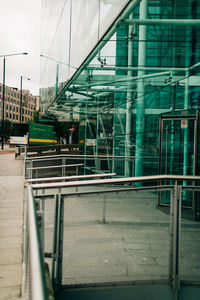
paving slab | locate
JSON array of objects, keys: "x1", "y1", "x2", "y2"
[{"x1": 0, "y1": 151, "x2": 24, "y2": 299}]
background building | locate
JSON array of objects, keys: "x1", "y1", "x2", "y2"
[{"x1": 0, "y1": 83, "x2": 39, "y2": 123}]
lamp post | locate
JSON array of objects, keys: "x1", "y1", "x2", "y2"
[
  {"x1": 20, "y1": 76, "x2": 30, "y2": 123},
  {"x1": 0, "y1": 52, "x2": 28, "y2": 149}
]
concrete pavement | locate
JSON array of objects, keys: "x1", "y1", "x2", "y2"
[{"x1": 0, "y1": 147, "x2": 24, "y2": 299}]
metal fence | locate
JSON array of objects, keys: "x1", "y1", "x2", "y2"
[
  {"x1": 24, "y1": 185, "x2": 51, "y2": 300},
  {"x1": 25, "y1": 175, "x2": 200, "y2": 300},
  {"x1": 24, "y1": 154, "x2": 135, "y2": 179}
]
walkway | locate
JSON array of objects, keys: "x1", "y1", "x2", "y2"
[{"x1": 0, "y1": 146, "x2": 24, "y2": 299}]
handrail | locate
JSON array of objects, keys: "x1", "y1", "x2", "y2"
[
  {"x1": 27, "y1": 172, "x2": 116, "y2": 183},
  {"x1": 26, "y1": 163, "x2": 83, "y2": 171},
  {"x1": 27, "y1": 185, "x2": 49, "y2": 300},
  {"x1": 25, "y1": 154, "x2": 136, "y2": 160},
  {"x1": 31, "y1": 174, "x2": 200, "y2": 190}
]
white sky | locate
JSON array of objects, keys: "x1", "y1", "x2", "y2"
[{"x1": 0, "y1": 0, "x2": 41, "y2": 96}]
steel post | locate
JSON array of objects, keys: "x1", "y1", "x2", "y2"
[
  {"x1": 125, "y1": 13, "x2": 133, "y2": 177},
  {"x1": 135, "y1": 0, "x2": 148, "y2": 178}
]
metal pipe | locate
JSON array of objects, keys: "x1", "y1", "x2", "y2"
[
  {"x1": 35, "y1": 186, "x2": 174, "y2": 198},
  {"x1": 121, "y1": 18, "x2": 200, "y2": 26},
  {"x1": 135, "y1": 0, "x2": 148, "y2": 178},
  {"x1": 1, "y1": 57, "x2": 5, "y2": 149},
  {"x1": 189, "y1": 61, "x2": 200, "y2": 70},
  {"x1": 20, "y1": 76, "x2": 30, "y2": 123},
  {"x1": 27, "y1": 163, "x2": 83, "y2": 171},
  {"x1": 75, "y1": 70, "x2": 171, "y2": 90},
  {"x1": 25, "y1": 154, "x2": 136, "y2": 160},
  {"x1": 125, "y1": 12, "x2": 134, "y2": 177},
  {"x1": 27, "y1": 173, "x2": 116, "y2": 183},
  {"x1": 31, "y1": 174, "x2": 200, "y2": 190},
  {"x1": 56, "y1": 64, "x2": 59, "y2": 96},
  {"x1": 86, "y1": 66, "x2": 186, "y2": 72},
  {"x1": 183, "y1": 70, "x2": 189, "y2": 177},
  {"x1": 20, "y1": 75, "x2": 23, "y2": 122},
  {"x1": 27, "y1": 185, "x2": 48, "y2": 300}
]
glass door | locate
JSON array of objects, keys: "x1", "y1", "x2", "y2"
[{"x1": 159, "y1": 117, "x2": 196, "y2": 207}]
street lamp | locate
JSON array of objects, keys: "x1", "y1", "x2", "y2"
[
  {"x1": 0, "y1": 52, "x2": 28, "y2": 149},
  {"x1": 20, "y1": 76, "x2": 30, "y2": 123}
]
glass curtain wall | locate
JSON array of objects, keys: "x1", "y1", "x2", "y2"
[
  {"x1": 40, "y1": 0, "x2": 130, "y2": 113},
  {"x1": 40, "y1": 0, "x2": 200, "y2": 177}
]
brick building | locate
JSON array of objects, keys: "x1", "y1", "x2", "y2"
[{"x1": 0, "y1": 83, "x2": 40, "y2": 123}]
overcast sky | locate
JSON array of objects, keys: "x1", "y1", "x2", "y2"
[{"x1": 0, "y1": 0, "x2": 41, "y2": 96}]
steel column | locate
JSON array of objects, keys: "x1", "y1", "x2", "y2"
[
  {"x1": 135, "y1": 0, "x2": 148, "y2": 178},
  {"x1": 125, "y1": 13, "x2": 133, "y2": 177},
  {"x1": 56, "y1": 194, "x2": 64, "y2": 286}
]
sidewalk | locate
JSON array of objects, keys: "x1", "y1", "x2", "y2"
[{"x1": 0, "y1": 146, "x2": 24, "y2": 299}]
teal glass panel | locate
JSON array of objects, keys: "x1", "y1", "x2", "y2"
[{"x1": 40, "y1": 0, "x2": 200, "y2": 187}]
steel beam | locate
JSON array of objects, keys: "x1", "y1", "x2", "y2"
[{"x1": 121, "y1": 18, "x2": 200, "y2": 26}]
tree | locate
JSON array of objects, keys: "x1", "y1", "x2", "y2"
[
  {"x1": 0, "y1": 119, "x2": 12, "y2": 142},
  {"x1": 31, "y1": 110, "x2": 40, "y2": 123}
]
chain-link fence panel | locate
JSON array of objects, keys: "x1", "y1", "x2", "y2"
[
  {"x1": 61, "y1": 189, "x2": 171, "y2": 286},
  {"x1": 25, "y1": 235, "x2": 31, "y2": 300},
  {"x1": 39, "y1": 196, "x2": 57, "y2": 277},
  {"x1": 180, "y1": 198, "x2": 200, "y2": 284}
]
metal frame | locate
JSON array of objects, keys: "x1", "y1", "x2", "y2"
[
  {"x1": 52, "y1": 194, "x2": 59, "y2": 288},
  {"x1": 31, "y1": 174, "x2": 200, "y2": 191},
  {"x1": 26, "y1": 185, "x2": 49, "y2": 300},
  {"x1": 27, "y1": 172, "x2": 116, "y2": 183},
  {"x1": 158, "y1": 111, "x2": 199, "y2": 209},
  {"x1": 55, "y1": 194, "x2": 64, "y2": 287},
  {"x1": 27, "y1": 174, "x2": 200, "y2": 300},
  {"x1": 24, "y1": 154, "x2": 135, "y2": 179}
]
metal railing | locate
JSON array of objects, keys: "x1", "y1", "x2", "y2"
[
  {"x1": 24, "y1": 154, "x2": 135, "y2": 179},
  {"x1": 25, "y1": 185, "x2": 51, "y2": 300},
  {"x1": 25, "y1": 174, "x2": 200, "y2": 300}
]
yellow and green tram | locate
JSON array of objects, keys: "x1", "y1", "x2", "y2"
[{"x1": 10, "y1": 122, "x2": 58, "y2": 146}]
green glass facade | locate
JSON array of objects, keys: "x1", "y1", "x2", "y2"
[{"x1": 40, "y1": 0, "x2": 200, "y2": 180}]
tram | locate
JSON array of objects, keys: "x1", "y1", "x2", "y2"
[{"x1": 10, "y1": 122, "x2": 58, "y2": 146}]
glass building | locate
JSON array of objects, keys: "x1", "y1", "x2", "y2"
[
  {"x1": 40, "y1": 0, "x2": 200, "y2": 181},
  {"x1": 38, "y1": 1, "x2": 200, "y2": 298}
]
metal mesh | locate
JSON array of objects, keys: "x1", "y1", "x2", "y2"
[
  {"x1": 39, "y1": 196, "x2": 56, "y2": 277},
  {"x1": 43, "y1": 197, "x2": 55, "y2": 255},
  {"x1": 61, "y1": 190, "x2": 170, "y2": 285},
  {"x1": 180, "y1": 210, "x2": 200, "y2": 283},
  {"x1": 25, "y1": 236, "x2": 31, "y2": 300}
]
